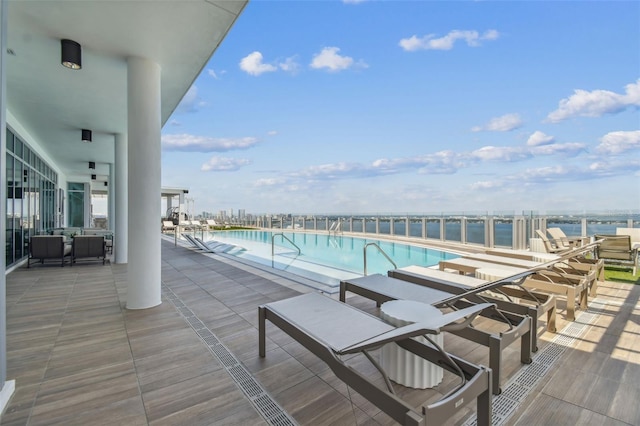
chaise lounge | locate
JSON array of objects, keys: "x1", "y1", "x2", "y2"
[
  {"x1": 340, "y1": 272, "x2": 534, "y2": 394},
  {"x1": 259, "y1": 292, "x2": 494, "y2": 426},
  {"x1": 595, "y1": 234, "x2": 638, "y2": 275}
]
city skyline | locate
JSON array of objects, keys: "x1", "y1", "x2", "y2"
[{"x1": 159, "y1": 1, "x2": 639, "y2": 215}]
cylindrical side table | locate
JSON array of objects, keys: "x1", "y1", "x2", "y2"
[{"x1": 380, "y1": 300, "x2": 444, "y2": 389}]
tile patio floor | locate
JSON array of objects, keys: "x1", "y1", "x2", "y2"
[{"x1": 1, "y1": 239, "x2": 638, "y2": 425}]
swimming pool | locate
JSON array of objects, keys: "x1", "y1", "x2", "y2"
[{"x1": 198, "y1": 230, "x2": 459, "y2": 288}]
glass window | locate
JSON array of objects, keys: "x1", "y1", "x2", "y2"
[
  {"x1": 68, "y1": 190, "x2": 85, "y2": 227},
  {"x1": 68, "y1": 182, "x2": 84, "y2": 191},
  {"x1": 6, "y1": 128, "x2": 13, "y2": 153},
  {"x1": 6, "y1": 155, "x2": 15, "y2": 266},
  {"x1": 14, "y1": 137, "x2": 22, "y2": 158},
  {"x1": 5, "y1": 129, "x2": 60, "y2": 265}
]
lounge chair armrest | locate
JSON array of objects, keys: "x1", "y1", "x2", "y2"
[{"x1": 340, "y1": 302, "x2": 494, "y2": 354}]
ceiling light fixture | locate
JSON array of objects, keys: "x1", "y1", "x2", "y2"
[
  {"x1": 82, "y1": 129, "x2": 92, "y2": 142},
  {"x1": 89, "y1": 161, "x2": 95, "y2": 169},
  {"x1": 61, "y1": 39, "x2": 82, "y2": 70}
]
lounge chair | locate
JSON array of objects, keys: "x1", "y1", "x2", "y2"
[
  {"x1": 195, "y1": 237, "x2": 236, "y2": 253},
  {"x1": 616, "y1": 227, "x2": 640, "y2": 247},
  {"x1": 190, "y1": 220, "x2": 205, "y2": 230},
  {"x1": 535, "y1": 229, "x2": 571, "y2": 254},
  {"x1": 595, "y1": 234, "x2": 638, "y2": 275},
  {"x1": 28, "y1": 235, "x2": 72, "y2": 267},
  {"x1": 182, "y1": 234, "x2": 237, "y2": 254},
  {"x1": 340, "y1": 273, "x2": 534, "y2": 394},
  {"x1": 438, "y1": 250, "x2": 596, "y2": 321},
  {"x1": 387, "y1": 266, "x2": 557, "y2": 348},
  {"x1": 259, "y1": 292, "x2": 494, "y2": 426},
  {"x1": 205, "y1": 219, "x2": 219, "y2": 230},
  {"x1": 162, "y1": 220, "x2": 176, "y2": 232},
  {"x1": 485, "y1": 247, "x2": 559, "y2": 262},
  {"x1": 484, "y1": 247, "x2": 604, "y2": 296},
  {"x1": 547, "y1": 227, "x2": 589, "y2": 248}
]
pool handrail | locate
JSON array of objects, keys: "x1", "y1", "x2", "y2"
[
  {"x1": 271, "y1": 233, "x2": 301, "y2": 256},
  {"x1": 363, "y1": 242, "x2": 398, "y2": 276}
]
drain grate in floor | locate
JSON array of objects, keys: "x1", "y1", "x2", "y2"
[
  {"x1": 162, "y1": 285, "x2": 298, "y2": 426},
  {"x1": 464, "y1": 298, "x2": 607, "y2": 426}
]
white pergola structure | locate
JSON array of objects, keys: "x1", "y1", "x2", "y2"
[{"x1": 0, "y1": 0, "x2": 248, "y2": 410}]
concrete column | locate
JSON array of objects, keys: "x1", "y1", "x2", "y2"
[
  {"x1": 126, "y1": 57, "x2": 161, "y2": 309},
  {"x1": 108, "y1": 163, "x2": 114, "y2": 230},
  {"x1": 84, "y1": 182, "x2": 91, "y2": 227},
  {"x1": 114, "y1": 133, "x2": 127, "y2": 264}
]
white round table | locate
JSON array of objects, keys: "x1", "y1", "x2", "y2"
[{"x1": 380, "y1": 300, "x2": 444, "y2": 389}]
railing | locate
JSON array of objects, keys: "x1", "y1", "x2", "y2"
[
  {"x1": 271, "y1": 233, "x2": 301, "y2": 256},
  {"x1": 363, "y1": 242, "x2": 397, "y2": 276},
  {"x1": 247, "y1": 212, "x2": 639, "y2": 251}
]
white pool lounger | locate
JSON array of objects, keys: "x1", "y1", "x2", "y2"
[
  {"x1": 340, "y1": 273, "x2": 534, "y2": 394},
  {"x1": 259, "y1": 292, "x2": 494, "y2": 426}
]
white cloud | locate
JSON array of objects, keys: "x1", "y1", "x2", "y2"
[
  {"x1": 596, "y1": 130, "x2": 640, "y2": 154},
  {"x1": 255, "y1": 177, "x2": 289, "y2": 187},
  {"x1": 292, "y1": 162, "x2": 366, "y2": 179},
  {"x1": 399, "y1": 29, "x2": 499, "y2": 51},
  {"x1": 169, "y1": 119, "x2": 181, "y2": 127},
  {"x1": 175, "y1": 85, "x2": 206, "y2": 113},
  {"x1": 251, "y1": 135, "x2": 592, "y2": 189},
  {"x1": 310, "y1": 47, "x2": 366, "y2": 72},
  {"x1": 529, "y1": 142, "x2": 586, "y2": 156},
  {"x1": 526, "y1": 131, "x2": 555, "y2": 146},
  {"x1": 470, "y1": 158, "x2": 640, "y2": 191},
  {"x1": 201, "y1": 157, "x2": 251, "y2": 172},
  {"x1": 470, "y1": 180, "x2": 506, "y2": 190},
  {"x1": 267, "y1": 130, "x2": 278, "y2": 136},
  {"x1": 240, "y1": 51, "x2": 278, "y2": 76},
  {"x1": 546, "y1": 79, "x2": 640, "y2": 123},
  {"x1": 471, "y1": 146, "x2": 530, "y2": 162},
  {"x1": 279, "y1": 56, "x2": 301, "y2": 74},
  {"x1": 471, "y1": 113, "x2": 523, "y2": 132},
  {"x1": 162, "y1": 134, "x2": 260, "y2": 152},
  {"x1": 207, "y1": 69, "x2": 219, "y2": 79}
]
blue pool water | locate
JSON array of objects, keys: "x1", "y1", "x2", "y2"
[{"x1": 200, "y1": 230, "x2": 458, "y2": 288}]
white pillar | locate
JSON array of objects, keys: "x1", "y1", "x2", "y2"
[
  {"x1": 126, "y1": 57, "x2": 161, "y2": 309},
  {"x1": 114, "y1": 133, "x2": 128, "y2": 264},
  {"x1": 108, "y1": 162, "x2": 114, "y2": 230},
  {"x1": 84, "y1": 182, "x2": 91, "y2": 228}
]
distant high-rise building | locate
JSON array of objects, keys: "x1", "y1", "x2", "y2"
[{"x1": 238, "y1": 209, "x2": 245, "y2": 220}]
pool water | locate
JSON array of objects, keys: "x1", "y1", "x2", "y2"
[{"x1": 199, "y1": 230, "x2": 458, "y2": 288}]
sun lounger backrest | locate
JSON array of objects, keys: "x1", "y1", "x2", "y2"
[
  {"x1": 616, "y1": 228, "x2": 640, "y2": 246},
  {"x1": 595, "y1": 234, "x2": 634, "y2": 261}
]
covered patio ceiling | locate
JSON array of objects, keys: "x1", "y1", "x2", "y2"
[{"x1": 6, "y1": 0, "x2": 247, "y2": 182}]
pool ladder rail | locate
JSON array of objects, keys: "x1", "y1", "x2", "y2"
[
  {"x1": 271, "y1": 233, "x2": 301, "y2": 256},
  {"x1": 363, "y1": 242, "x2": 398, "y2": 276},
  {"x1": 329, "y1": 219, "x2": 344, "y2": 235}
]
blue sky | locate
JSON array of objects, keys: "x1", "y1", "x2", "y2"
[{"x1": 160, "y1": 0, "x2": 640, "y2": 216}]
